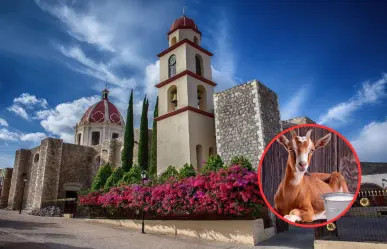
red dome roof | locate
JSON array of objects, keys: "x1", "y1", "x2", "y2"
[
  {"x1": 169, "y1": 15, "x2": 201, "y2": 35},
  {"x1": 79, "y1": 89, "x2": 124, "y2": 126}
]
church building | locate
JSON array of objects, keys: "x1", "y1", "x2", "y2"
[{"x1": 2, "y1": 14, "x2": 317, "y2": 211}]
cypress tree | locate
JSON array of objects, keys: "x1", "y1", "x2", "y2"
[
  {"x1": 149, "y1": 96, "x2": 158, "y2": 175},
  {"x1": 121, "y1": 89, "x2": 134, "y2": 172},
  {"x1": 137, "y1": 96, "x2": 149, "y2": 170}
]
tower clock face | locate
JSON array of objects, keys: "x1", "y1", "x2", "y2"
[{"x1": 169, "y1": 54, "x2": 176, "y2": 66}]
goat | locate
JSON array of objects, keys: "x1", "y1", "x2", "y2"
[{"x1": 274, "y1": 129, "x2": 349, "y2": 223}]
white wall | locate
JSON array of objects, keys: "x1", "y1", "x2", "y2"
[{"x1": 361, "y1": 173, "x2": 387, "y2": 188}]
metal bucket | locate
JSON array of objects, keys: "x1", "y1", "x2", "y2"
[{"x1": 322, "y1": 192, "x2": 355, "y2": 221}]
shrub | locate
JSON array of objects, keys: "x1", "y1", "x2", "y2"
[
  {"x1": 159, "y1": 165, "x2": 179, "y2": 183},
  {"x1": 230, "y1": 155, "x2": 254, "y2": 171},
  {"x1": 77, "y1": 188, "x2": 91, "y2": 196},
  {"x1": 91, "y1": 163, "x2": 112, "y2": 191},
  {"x1": 104, "y1": 167, "x2": 125, "y2": 192},
  {"x1": 200, "y1": 155, "x2": 224, "y2": 175},
  {"x1": 79, "y1": 165, "x2": 263, "y2": 217},
  {"x1": 119, "y1": 164, "x2": 142, "y2": 185},
  {"x1": 179, "y1": 163, "x2": 196, "y2": 179}
]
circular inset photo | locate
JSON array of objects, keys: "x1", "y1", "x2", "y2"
[{"x1": 258, "y1": 124, "x2": 361, "y2": 228}]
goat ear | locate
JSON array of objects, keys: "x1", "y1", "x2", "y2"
[
  {"x1": 290, "y1": 129, "x2": 297, "y2": 138},
  {"x1": 277, "y1": 135, "x2": 289, "y2": 148},
  {"x1": 314, "y1": 133, "x2": 332, "y2": 150},
  {"x1": 306, "y1": 129, "x2": 313, "y2": 139}
]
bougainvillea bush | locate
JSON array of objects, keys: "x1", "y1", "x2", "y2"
[{"x1": 79, "y1": 165, "x2": 263, "y2": 217}]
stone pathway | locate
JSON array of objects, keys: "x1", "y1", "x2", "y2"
[{"x1": 0, "y1": 210, "x2": 314, "y2": 249}]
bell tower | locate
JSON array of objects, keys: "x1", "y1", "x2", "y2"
[{"x1": 155, "y1": 15, "x2": 217, "y2": 173}]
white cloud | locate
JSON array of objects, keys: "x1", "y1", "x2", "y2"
[
  {"x1": 14, "y1": 93, "x2": 48, "y2": 108},
  {"x1": 7, "y1": 105, "x2": 29, "y2": 120},
  {"x1": 210, "y1": 14, "x2": 241, "y2": 92},
  {"x1": 281, "y1": 85, "x2": 310, "y2": 120},
  {"x1": 0, "y1": 128, "x2": 19, "y2": 141},
  {"x1": 35, "y1": 0, "x2": 176, "y2": 70},
  {"x1": 0, "y1": 127, "x2": 47, "y2": 143},
  {"x1": 20, "y1": 132, "x2": 47, "y2": 143},
  {"x1": 351, "y1": 119, "x2": 387, "y2": 162},
  {"x1": 144, "y1": 61, "x2": 160, "y2": 101},
  {"x1": 318, "y1": 74, "x2": 387, "y2": 125},
  {"x1": 0, "y1": 118, "x2": 8, "y2": 127},
  {"x1": 58, "y1": 45, "x2": 137, "y2": 89},
  {"x1": 36, "y1": 96, "x2": 100, "y2": 142}
]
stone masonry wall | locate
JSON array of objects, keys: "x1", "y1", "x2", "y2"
[
  {"x1": 256, "y1": 82, "x2": 282, "y2": 148},
  {"x1": 214, "y1": 80, "x2": 282, "y2": 168},
  {"x1": 40, "y1": 138, "x2": 63, "y2": 208},
  {"x1": 7, "y1": 149, "x2": 31, "y2": 210},
  {"x1": 281, "y1": 116, "x2": 316, "y2": 131},
  {"x1": 58, "y1": 143, "x2": 96, "y2": 198},
  {"x1": 0, "y1": 168, "x2": 13, "y2": 208},
  {"x1": 25, "y1": 146, "x2": 41, "y2": 210}
]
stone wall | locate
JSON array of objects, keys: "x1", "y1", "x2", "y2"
[
  {"x1": 281, "y1": 116, "x2": 316, "y2": 131},
  {"x1": 257, "y1": 83, "x2": 282, "y2": 146},
  {"x1": 58, "y1": 143, "x2": 96, "y2": 198},
  {"x1": 7, "y1": 149, "x2": 31, "y2": 210},
  {"x1": 92, "y1": 128, "x2": 152, "y2": 170},
  {"x1": 25, "y1": 146, "x2": 41, "y2": 210},
  {"x1": 0, "y1": 168, "x2": 13, "y2": 208},
  {"x1": 214, "y1": 80, "x2": 282, "y2": 168},
  {"x1": 7, "y1": 127, "x2": 153, "y2": 210}
]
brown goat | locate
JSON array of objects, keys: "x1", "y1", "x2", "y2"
[{"x1": 274, "y1": 129, "x2": 349, "y2": 223}]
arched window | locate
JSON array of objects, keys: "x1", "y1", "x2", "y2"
[
  {"x1": 91, "y1": 131, "x2": 100, "y2": 145},
  {"x1": 96, "y1": 156, "x2": 101, "y2": 167},
  {"x1": 171, "y1": 37, "x2": 177, "y2": 46},
  {"x1": 195, "y1": 54, "x2": 203, "y2": 76},
  {"x1": 167, "y1": 85, "x2": 178, "y2": 112},
  {"x1": 194, "y1": 36, "x2": 199, "y2": 44},
  {"x1": 209, "y1": 147, "x2": 214, "y2": 156},
  {"x1": 168, "y1": 54, "x2": 176, "y2": 78},
  {"x1": 196, "y1": 145, "x2": 203, "y2": 169},
  {"x1": 197, "y1": 85, "x2": 207, "y2": 111}
]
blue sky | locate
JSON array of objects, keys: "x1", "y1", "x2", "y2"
[{"x1": 1, "y1": 0, "x2": 387, "y2": 167}]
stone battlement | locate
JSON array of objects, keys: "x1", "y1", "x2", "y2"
[{"x1": 214, "y1": 80, "x2": 282, "y2": 168}]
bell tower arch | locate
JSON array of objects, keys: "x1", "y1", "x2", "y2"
[{"x1": 156, "y1": 15, "x2": 216, "y2": 173}]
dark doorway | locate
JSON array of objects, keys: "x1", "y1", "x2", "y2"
[
  {"x1": 64, "y1": 191, "x2": 77, "y2": 215},
  {"x1": 91, "y1": 131, "x2": 100, "y2": 145},
  {"x1": 77, "y1": 133, "x2": 81, "y2": 145}
]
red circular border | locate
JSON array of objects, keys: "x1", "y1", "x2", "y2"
[{"x1": 257, "y1": 123, "x2": 362, "y2": 228}]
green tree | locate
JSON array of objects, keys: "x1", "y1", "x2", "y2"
[
  {"x1": 118, "y1": 164, "x2": 142, "y2": 185},
  {"x1": 121, "y1": 89, "x2": 134, "y2": 172},
  {"x1": 200, "y1": 155, "x2": 224, "y2": 175},
  {"x1": 159, "y1": 165, "x2": 179, "y2": 183},
  {"x1": 91, "y1": 163, "x2": 112, "y2": 191},
  {"x1": 179, "y1": 163, "x2": 196, "y2": 179},
  {"x1": 137, "y1": 96, "x2": 149, "y2": 170},
  {"x1": 104, "y1": 167, "x2": 125, "y2": 192},
  {"x1": 149, "y1": 96, "x2": 158, "y2": 176}
]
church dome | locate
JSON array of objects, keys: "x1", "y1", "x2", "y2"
[
  {"x1": 169, "y1": 15, "x2": 200, "y2": 34},
  {"x1": 79, "y1": 89, "x2": 124, "y2": 126}
]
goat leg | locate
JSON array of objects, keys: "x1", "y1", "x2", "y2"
[
  {"x1": 329, "y1": 172, "x2": 349, "y2": 193},
  {"x1": 285, "y1": 208, "x2": 314, "y2": 223}
]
